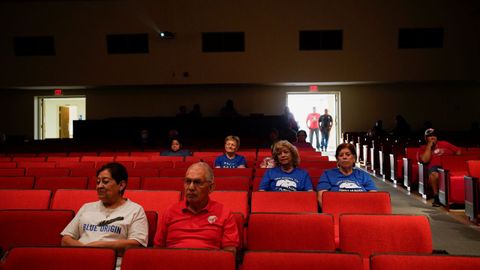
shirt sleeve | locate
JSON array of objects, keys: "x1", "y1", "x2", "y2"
[
  {"x1": 302, "y1": 171, "x2": 313, "y2": 191},
  {"x1": 258, "y1": 169, "x2": 271, "y2": 191},
  {"x1": 153, "y1": 210, "x2": 168, "y2": 247},
  {"x1": 128, "y1": 206, "x2": 149, "y2": 247},
  {"x1": 445, "y1": 142, "x2": 459, "y2": 153},
  {"x1": 61, "y1": 204, "x2": 85, "y2": 239},
  {"x1": 360, "y1": 171, "x2": 377, "y2": 191},
  {"x1": 221, "y1": 211, "x2": 240, "y2": 249},
  {"x1": 316, "y1": 171, "x2": 332, "y2": 191},
  {"x1": 214, "y1": 156, "x2": 222, "y2": 167}
]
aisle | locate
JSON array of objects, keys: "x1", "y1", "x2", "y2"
[{"x1": 371, "y1": 173, "x2": 480, "y2": 255}]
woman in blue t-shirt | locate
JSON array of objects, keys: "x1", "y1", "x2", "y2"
[
  {"x1": 214, "y1": 135, "x2": 246, "y2": 168},
  {"x1": 259, "y1": 140, "x2": 313, "y2": 191},
  {"x1": 317, "y1": 143, "x2": 377, "y2": 205}
]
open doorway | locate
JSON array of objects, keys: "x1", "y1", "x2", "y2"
[
  {"x1": 286, "y1": 92, "x2": 340, "y2": 152},
  {"x1": 35, "y1": 96, "x2": 86, "y2": 140}
]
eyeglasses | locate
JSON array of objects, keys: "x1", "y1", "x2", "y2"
[{"x1": 184, "y1": 179, "x2": 209, "y2": 187}]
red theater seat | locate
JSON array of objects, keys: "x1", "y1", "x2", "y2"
[
  {"x1": 251, "y1": 191, "x2": 318, "y2": 213},
  {"x1": 210, "y1": 191, "x2": 249, "y2": 218},
  {"x1": 26, "y1": 168, "x2": 70, "y2": 177},
  {"x1": 322, "y1": 191, "x2": 392, "y2": 247},
  {"x1": 3, "y1": 247, "x2": 116, "y2": 270},
  {"x1": 0, "y1": 168, "x2": 25, "y2": 177},
  {"x1": 0, "y1": 189, "x2": 51, "y2": 210},
  {"x1": 215, "y1": 177, "x2": 250, "y2": 191},
  {"x1": 141, "y1": 177, "x2": 184, "y2": 191},
  {"x1": 371, "y1": 253, "x2": 480, "y2": 270},
  {"x1": 0, "y1": 210, "x2": 74, "y2": 254},
  {"x1": 50, "y1": 189, "x2": 98, "y2": 213},
  {"x1": 340, "y1": 214, "x2": 432, "y2": 270},
  {"x1": 121, "y1": 248, "x2": 235, "y2": 270},
  {"x1": 247, "y1": 213, "x2": 335, "y2": 251},
  {"x1": 35, "y1": 176, "x2": 88, "y2": 192},
  {"x1": 145, "y1": 211, "x2": 157, "y2": 247},
  {"x1": 0, "y1": 176, "x2": 35, "y2": 189},
  {"x1": 243, "y1": 251, "x2": 363, "y2": 270},
  {"x1": 124, "y1": 190, "x2": 181, "y2": 214}
]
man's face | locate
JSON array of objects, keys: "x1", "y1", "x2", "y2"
[
  {"x1": 184, "y1": 165, "x2": 214, "y2": 205},
  {"x1": 426, "y1": 135, "x2": 438, "y2": 144},
  {"x1": 324, "y1": 109, "x2": 328, "y2": 114}
]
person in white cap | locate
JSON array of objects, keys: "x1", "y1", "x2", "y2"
[{"x1": 418, "y1": 128, "x2": 461, "y2": 207}]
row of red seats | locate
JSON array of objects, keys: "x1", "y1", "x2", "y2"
[{"x1": 5, "y1": 246, "x2": 479, "y2": 270}]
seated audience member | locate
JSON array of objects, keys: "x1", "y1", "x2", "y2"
[
  {"x1": 317, "y1": 143, "x2": 377, "y2": 205},
  {"x1": 259, "y1": 140, "x2": 313, "y2": 191},
  {"x1": 161, "y1": 137, "x2": 191, "y2": 157},
  {"x1": 61, "y1": 162, "x2": 148, "y2": 249},
  {"x1": 418, "y1": 128, "x2": 461, "y2": 207},
  {"x1": 153, "y1": 162, "x2": 239, "y2": 253},
  {"x1": 292, "y1": 130, "x2": 315, "y2": 149},
  {"x1": 214, "y1": 135, "x2": 246, "y2": 168}
]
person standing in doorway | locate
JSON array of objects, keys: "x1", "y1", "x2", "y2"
[
  {"x1": 306, "y1": 107, "x2": 321, "y2": 151},
  {"x1": 319, "y1": 109, "x2": 333, "y2": 151}
]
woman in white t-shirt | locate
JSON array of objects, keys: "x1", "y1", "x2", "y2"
[{"x1": 61, "y1": 162, "x2": 148, "y2": 250}]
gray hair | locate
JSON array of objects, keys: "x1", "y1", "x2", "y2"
[{"x1": 187, "y1": 162, "x2": 215, "y2": 183}]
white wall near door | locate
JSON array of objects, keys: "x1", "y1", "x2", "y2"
[
  {"x1": 287, "y1": 92, "x2": 340, "y2": 152},
  {"x1": 41, "y1": 97, "x2": 86, "y2": 139}
]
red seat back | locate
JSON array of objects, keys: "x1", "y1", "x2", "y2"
[
  {"x1": 247, "y1": 213, "x2": 335, "y2": 251},
  {"x1": 251, "y1": 191, "x2": 318, "y2": 213},
  {"x1": 0, "y1": 189, "x2": 51, "y2": 210},
  {"x1": 3, "y1": 247, "x2": 116, "y2": 270},
  {"x1": 371, "y1": 253, "x2": 480, "y2": 270},
  {"x1": 50, "y1": 189, "x2": 98, "y2": 213},
  {"x1": 210, "y1": 191, "x2": 249, "y2": 218},
  {"x1": 0, "y1": 176, "x2": 35, "y2": 189}
]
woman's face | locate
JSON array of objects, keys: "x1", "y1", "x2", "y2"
[
  {"x1": 225, "y1": 139, "x2": 238, "y2": 154},
  {"x1": 171, "y1": 140, "x2": 181, "y2": 152},
  {"x1": 276, "y1": 147, "x2": 292, "y2": 166},
  {"x1": 336, "y1": 147, "x2": 356, "y2": 169}
]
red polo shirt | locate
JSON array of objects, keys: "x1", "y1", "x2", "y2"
[
  {"x1": 418, "y1": 140, "x2": 459, "y2": 169},
  {"x1": 153, "y1": 199, "x2": 239, "y2": 249}
]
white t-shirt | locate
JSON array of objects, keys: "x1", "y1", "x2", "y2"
[{"x1": 61, "y1": 199, "x2": 148, "y2": 247}]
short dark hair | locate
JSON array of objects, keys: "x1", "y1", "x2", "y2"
[
  {"x1": 296, "y1": 130, "x2": 307, "y2": 137},
  {"x1": 96, "y1": 162, "x2": 128, "y2": 194},
  {"x1": 335, "y1": 143, "x2": 357, "y2": 160}
]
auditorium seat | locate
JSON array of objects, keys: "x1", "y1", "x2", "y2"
[
  {"x1": 56, "y1": 161, "x2": 95, "y2": 169},
  {"x1": 0, "y1": 189, "x2": 51, "y2": 210},
  {"x1": 339, "y1": 214, "x2": 432, "y2": 269},
  {"x1": 0, "y1": 176, "x2": 35, "y2": 189},
  {"x1": 214, "y1": 177, "x2": 250, "y2": 191},
  {"x1": 233, "y1": 212, "x2": 245, "y2": 250},
  {"x1": 69, "y1": 168, "x2": 97, "y2": 177},
  {"x1": 145, "y1": 211, "x2": 157, "y2": 247},
  {"x1": 243, "y1": 251, "x2": 363, "y2": 270},
  {"x1": 26, "y1": 168, "x2": 70, "y2": 177},
  {"x1": 141, "y1": 177, "x2": 184, "y2": 191},
  {"x1": 0, "y1": 162, "x2": 17, "y2": 168},
  {"x1": 2, "y1": 247, "x2": 116, "y2": 270},
  {"x1": 121, "y1": 248, "x2": 235, "y2": 270},
  {"x1": 210, "y1": 191, "x2": 249, "y2": 218},
  {"x1": 124, "y1": 190, "x2": 181, "y2": 214},
  {"x1": 150, "y1": 156, "x2": 183, "y2": 162},
  {"x1": 50, "y1": 189, "x2": 97, "y2": 213},
  {"x1": 438, "y1": 155, "x2": 472, "y2": 207},
  {"x1": 12, "y1": 157, "x2": 45, "y2": 162},
  {"x1": 130, "y1": 151, "x2": 160, "y2": 157},
  {"x1": 0, "y1": 168, "x2": 25, "y2": 177},
  {"x1": 47, "y1": 156, "x2": 80, "y2": 162},
  {"x1": 214, "y1": 168, "x2": 253, "y2": 178},
  {"x1": 465, "y1": 160, "x2": 480, "y2": 223},
  {"x1": 322, "y1": 191, "x2": 392, "y2": 247},
  {"x1": 251, "y1": 191, "x2": 318, "y2": 213},
  {"x1": 17, "y1": 161, "x2": 56, "y2": 168},
  {"x1": 0, "y1": 210, "x2": 74, "y2": 255},
  {"x1": 247, "y1": 213, "x2": 335, "y2": 251},
  {"x1": 134, "y1": 161, "x2": 174, "y2": 169},
  {"x1": 159, "y1": 168, "x2": 187, "y2": 177},
  {"x1": 115, "y1": 155, "x2": 150, "y2": 162},
  {"x1": 80, "y1": 156, "x2": 114, "y2": 162},
  {"x1": 127, "y1": 168, "x2": 159, "y2": 177},
  {"x1": 35, "y1": 176, "x2": 89, "y2": 192},
  {"x1": 370, "y1": 253, "x2": 480, "y2": 270}
]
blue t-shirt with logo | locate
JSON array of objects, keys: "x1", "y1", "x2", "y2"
[
  {"x1": 259, "y1": 167, "x2": 313, "y2": 191},
  {"x1": 214, "y1": 154, "x2": 246, "y2": 168},
  {"x1": 316, "y1": 168, "x2": 377, "y2": 192}
]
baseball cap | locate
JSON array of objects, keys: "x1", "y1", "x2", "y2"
[{"x1": 424, "y1": 128, "x2": 437, "y2": 137}]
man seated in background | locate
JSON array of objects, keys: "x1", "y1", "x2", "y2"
[{"x1": 418, "y1": 128, "x2": 461, "y2": 207}]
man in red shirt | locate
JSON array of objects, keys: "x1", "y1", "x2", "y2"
[
  {"x1": 306, "y1": 107, "x2": 321, "y2": 150},
  {"x1": 419, "y1": 128, "x2": 461, "y2": 207},
  {"x1": 153, "y1": 162, "x2": 239, "y2": 253}
]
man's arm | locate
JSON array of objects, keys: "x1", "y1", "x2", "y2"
[
  {"x1": 420, "y1": 139, "x2": 435, "y2": 163},
  {"x1": 317, "y1": 190, "x2": 327, "y2": 206}
]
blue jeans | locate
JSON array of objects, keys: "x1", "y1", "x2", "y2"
[
  {"x1": 309, "y1": 128, "x2": 320, "y2": 149},
  {"x1": 321, "y1": 129, "x2": 330, "y2": 150}
]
